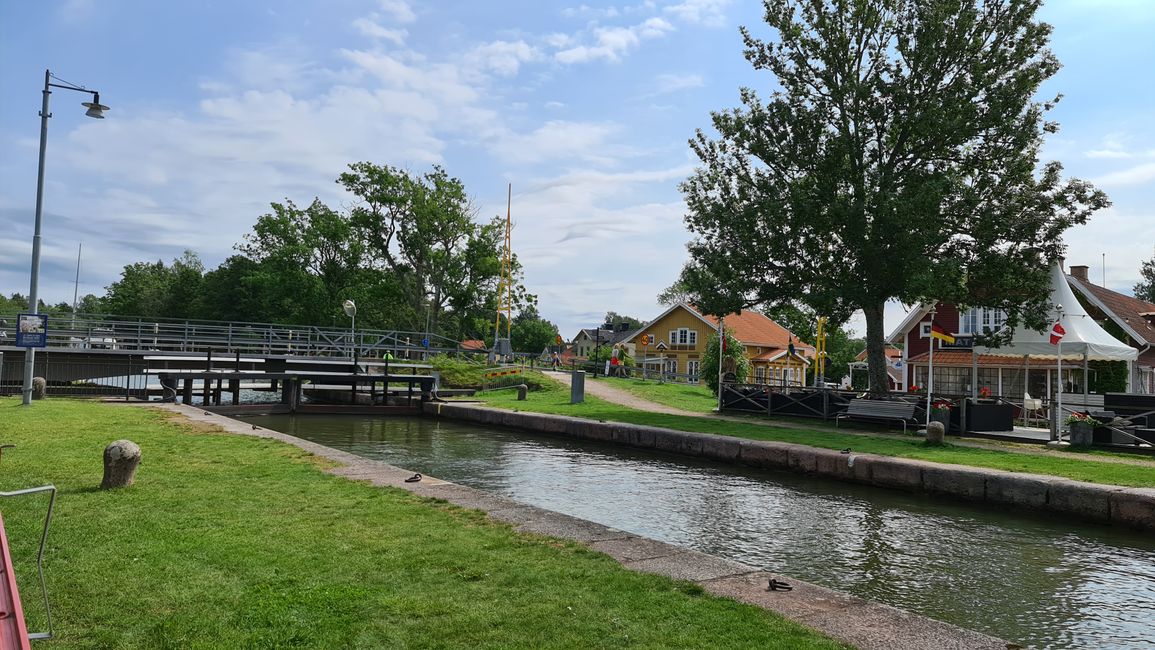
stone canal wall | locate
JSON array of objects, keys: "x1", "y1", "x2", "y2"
[{"x1": 426, "y1": 402, "x2": 1155, "y2": 531}]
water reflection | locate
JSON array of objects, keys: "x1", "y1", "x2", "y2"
[{"x1": 245, "y1": 414, "x2": 1155, "y2": 650}]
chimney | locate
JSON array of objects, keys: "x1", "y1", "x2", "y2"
[{"x1": 1070, "y1": 265, "x2": 1089, "y2": 282}]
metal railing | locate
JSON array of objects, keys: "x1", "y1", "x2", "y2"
[{"x1": 0, "y1": 312, "x2": 464, "y2": 359}]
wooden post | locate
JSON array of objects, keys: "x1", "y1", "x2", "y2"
[
  {"x1": 229, "y1": 378, "x2": 240, "y2": 405},
  {"x1": 182, "y1": 377, "x2": 193, "y2": 404}
]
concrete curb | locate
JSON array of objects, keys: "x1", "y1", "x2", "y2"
[
  {"x1": 426, "y1": 402, "x2": 1155, "y2": 531},
  {"x1": 158, "y1": 403, "x2": 1009, "y2": 650}
]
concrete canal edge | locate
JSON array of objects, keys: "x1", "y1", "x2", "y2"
[
  {"x1": 159, "y1": 403, "x2": 1009, "y2": 650},
  {"x1": 425, "y1": 402, "x2": 1155, "y2": 532}
]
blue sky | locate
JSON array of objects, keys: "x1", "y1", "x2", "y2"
[{"x1": 2, "y1": 0, "x2": 1153, "y2": 340}]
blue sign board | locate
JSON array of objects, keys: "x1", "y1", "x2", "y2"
[
  {"x1": 15, "y1": 313, "x2": 48, "y2": 348},
  {"x1": 421, "y1": 338, "x2": 430, "y2": 348}
]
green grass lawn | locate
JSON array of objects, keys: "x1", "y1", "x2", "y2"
[
  {"x1": 475, "y1": 381, "x2": 1155, "y2": 488},
  {"x1": 0, "y1": 397, "x2": 843, "y2": 649},
  {"x1": 597, "y1": 377, "x2": 719, "y2": 413}
]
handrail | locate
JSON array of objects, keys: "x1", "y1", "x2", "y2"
[{"x1": 0, "y1": 485, "x2": 57, "y2": 642}]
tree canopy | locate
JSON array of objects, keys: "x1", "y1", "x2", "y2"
[
  {"x1": 678, "y1": 0, "x2": 1108, "y2": 394},
  {"x1": 1135, "y1": 248, "x2": 1155, "y2": 303},
  {"x1": 60, "y1": 163, "x2": 533, "y2": 344}
]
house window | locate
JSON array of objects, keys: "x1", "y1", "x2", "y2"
[
  {"x1": 755, "y1": 366, "x2": 765, "y2": 384},
  {"x1": 670, "y1": 328, "x2": 697, "y2": 346},
  {"x1": 687, "y1": 360, "x2": 700, "y2": 382},
  {"x1": 664, "y1": 359, "x2": 678, "y2": 375},
  {"x1": 960, "y1": 308, "x2": 1007, "y2": 335},
  {"x1": 919, "y1": 322, "x2": 932, "y2": 338}
]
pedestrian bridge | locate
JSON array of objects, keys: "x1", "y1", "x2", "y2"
[{"x1": 0, "y1": 313, "x2": 468, "y2": 399}]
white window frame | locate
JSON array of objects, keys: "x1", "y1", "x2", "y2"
[
  {"x1": 664, "y1": 359, "x2": 678, "y2": 375},
  {"x1": 755, "y1": 366, "x2": 765, "y2": 384},
  {"x1": 687, "y1": 360, "x2": 700, "y2": 382}
]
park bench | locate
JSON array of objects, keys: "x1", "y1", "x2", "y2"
[{"x1": 835, "y1": 399, "x2": 919, "y2": 433}]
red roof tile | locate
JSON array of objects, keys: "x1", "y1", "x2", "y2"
[
  {"x1": 1070, "y1": 277, "x2": 1155, "y2": 346},
  {"x1": 691, "y1": 305, "x2": 815, "y2": 354}
]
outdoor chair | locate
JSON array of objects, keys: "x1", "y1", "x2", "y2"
[{"x1": 1023, "y1": 392, "x2": 1044, "y2": 427}]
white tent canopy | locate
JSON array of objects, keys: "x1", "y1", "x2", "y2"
[{"x1": 975, "y1": 264, "x2": 1138, "y2": 361}]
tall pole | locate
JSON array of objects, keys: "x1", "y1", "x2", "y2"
[
  {"x1": 926, "y1": 308, "x2": 936, "y2": 429},
  {"x1": 71, "y1": 242, "x2": 82, "y2": 329},
  {"x1": 22, "y1": 70, "x2": 53, "y2": 406},
  {"x1": 1056, "y1": 307, "x2": 1064, "y2": 441},
  {"x1": 717, "y1": 317, "x2": 724, "y2": 411}
]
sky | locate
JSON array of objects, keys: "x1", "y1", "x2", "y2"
[{"x1": 1, "y1": 0, "x2": 1153, "y2": 341}]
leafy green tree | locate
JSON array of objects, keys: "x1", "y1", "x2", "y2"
[
  {"x1": 338, "y1": 163, "x2": 531, "y2": 339},
  {"x1": 603, "y1": 312, "x2": 644, "y2": 331},
  {"x1": 678, "y1": 0, "x2": 1109, "y2": 394},
  {"x1": 1135, "y1": 249, "x2": 1155, "y2": 303},
  {"x1": 239, "y1": 199, "x2": 366, "y2": 325},
  {"x1": 510, "y1": 305, "x2": 559, "y2": 353},
  {"x1": 702, "y1": 328, "x2": 750, "y2": 395}
]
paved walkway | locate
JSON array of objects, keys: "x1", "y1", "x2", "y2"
[{"x1": 544, "y1": 371, "x2": 1155, "y2": 469}]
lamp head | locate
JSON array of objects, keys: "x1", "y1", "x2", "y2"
[
  {"x1": 342, "y1": 299, "x2": 357, "y2": 317},
  {"x1": 82, "y1": 92, "x2": 109, "y2": 119}
]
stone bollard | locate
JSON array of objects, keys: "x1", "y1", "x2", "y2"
[
  {"x1": 32, "y1": 377, "x2": 47, "y2": 400},
  {"x1": 101, "y1": 440, "x2": 142, "y2": 489},
  {"x1": 926, "y1": 421, "x2": 945, "y2": 445},
  {"x1": 516, "y1": 384, "x2": 528, "y2": 401}
]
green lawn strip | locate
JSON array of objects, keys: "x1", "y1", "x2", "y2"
[
  {"x1": 0, "y1": 398, "x2": 844, "y2": 650},
  {"x1": 474, "y1": 381, "x2": 1155, "y2": 488},
  {"x1": 595, "y1": 376, "x2": 718, "y2": 413}
]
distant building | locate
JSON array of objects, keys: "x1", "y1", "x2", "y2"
[{"x1": 623, "y1": 303, "x2": 813, "y2": 384}]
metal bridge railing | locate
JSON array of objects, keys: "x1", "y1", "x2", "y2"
[{"x1": 0, "y1": 313, "x2": 464, "y2": 359}]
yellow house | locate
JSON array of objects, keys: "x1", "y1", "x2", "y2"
[{"x1": 622, "y1": 303, "x2": 814, "y2": 385}]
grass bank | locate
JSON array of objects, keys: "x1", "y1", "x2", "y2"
[
  {"x1": 0, "y1": 397, "x2": 842, "y2": 649},
  {"x1": 597, "y1": 377, "x2": 718, "y2": 413},
  {"x1": 474, "y1": 380, "x2": 1155, "y2": 488}
]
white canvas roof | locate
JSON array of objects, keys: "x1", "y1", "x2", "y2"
[{"x1": 975, "y1": 264, "x2": 1138, "y2": 361}]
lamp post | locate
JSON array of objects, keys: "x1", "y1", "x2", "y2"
[
  {"x1": 22, "y1": 69, "x2": 108, "y2": 406},
  {"x1": 343, "y1": 299, "x2": 357, "y2": 372}
]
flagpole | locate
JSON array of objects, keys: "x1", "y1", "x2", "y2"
[
  {"x1": 926, "y1": 308, "x2": 936, "y2": 429},
  {"x1": 717, "y1": 317, "x2": 724, "y2": 412},
  {"x1": 1056, "y1": 306, "x2": 1064, "y2": 442}
]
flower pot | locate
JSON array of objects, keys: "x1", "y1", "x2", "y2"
[
  {"x1": 1069, "y1": 421, "x2": 1094, "y2": 446},
  {"x1": 930, "y1": 410, "x2": 951, "y2": 429}
]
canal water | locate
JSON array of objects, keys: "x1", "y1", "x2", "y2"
[{"x1": 241, "y1": 413, "x2": 1155, "y2": 650}]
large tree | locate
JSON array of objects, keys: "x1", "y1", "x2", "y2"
[
  {"x1": 678, "y1": 0, "x2": 1108, "y2": 394},
  {"x1": 338, "y1": 163, "x2": 530, "y2": 340},
  {"x1": 1135, "y1": 248, "x2": 1155, "y2": 303}
]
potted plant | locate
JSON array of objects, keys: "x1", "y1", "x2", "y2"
[
  {"x1": 978, "y1": 386, "x2": 992, "y2": 401},
  {"x1": 929, "y1": 398, "x2": 953, "y2": 428},
  {"x1": 1065, "y1": 412, "x2": 1101, "y2": 447}
]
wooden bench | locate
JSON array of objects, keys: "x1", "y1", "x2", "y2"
[{"x1": 835, "y1": 399, "x2": 918, "y2": 433}]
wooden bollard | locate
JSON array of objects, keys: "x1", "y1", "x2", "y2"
[{"x1": 101, "y1": 440, "x2": 142, "y2": 489}]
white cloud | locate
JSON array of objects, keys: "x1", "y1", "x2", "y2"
[
  {"x1": 653, "y1": 73, "x2": 704, "y2": 94},
  {"x1": 555, "y1": 17, "x2": 674, "y2": 64},
  {"x1": 491, "y1": 120, "x2": 624, "y2": 165},
  {"x1": 663, "y1": 0, "x2": 731, "y2": 27},
  {"x1": 1085, "y1": 149, "x2": 1132, "y2": 159},
  {"x1": 352, "y1": 17, "x2": 408, "y2": 46},
  {"x1": 1093, "y1": 162, "x2": 1155, "y2": 187},
  {"x1": 378, "y1": 0, "x2": 416, "y2": 23},
  {"x1": 469, "y1": 40, "x2": 541, "y2": 76}
]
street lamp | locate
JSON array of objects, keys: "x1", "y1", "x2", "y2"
[
  {"x1": 22, "y1": 69, "x2": 108, "y2": 406},
  {"x1": 343, "y1": 299, "x2": 357, "y2": 371}
]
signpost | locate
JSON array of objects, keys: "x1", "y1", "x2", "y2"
[{"x1": 15, "y1": 314, "x2": 47, "y2": 349}]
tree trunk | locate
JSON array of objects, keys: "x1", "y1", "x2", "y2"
[{"x1": 862, "y1": 301, "x2": 891, "y2": 396}]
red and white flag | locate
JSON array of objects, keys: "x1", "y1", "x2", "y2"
[{"x1": 1049, "y1": 321, "x2": 1066, "y2": 345}]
